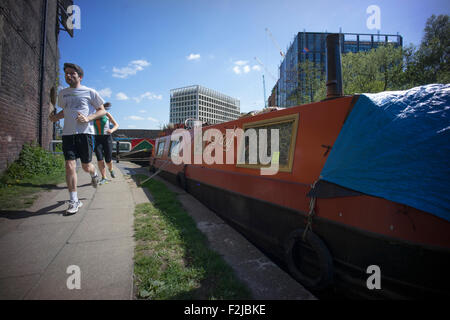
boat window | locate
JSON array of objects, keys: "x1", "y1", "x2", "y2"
[
  {"x1": 237, "y1": 113, "x2": 299, "y2": 172},
  {"x1": 156, "y1": 140, "x2": 166, "y2": 157},
  {"x1": 169, "y1": 138, "x2": 181, "y2": 157}
]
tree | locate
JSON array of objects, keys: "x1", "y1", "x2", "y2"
[
  {"x1": 340, "y1": 44, "x2": 405, "y2": 94},
  {"x1": 417, "y1": 14, "x2": 450, "y2": 84},
  {"x1": 286, "y1": 60, "x2": 324, "y2": 105}
]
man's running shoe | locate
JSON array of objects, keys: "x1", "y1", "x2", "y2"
[
  {"x1": 98, "y1": 178, "x2": 109, "y2": 185},
  {"x1": 91, "y1": 174, "x2": 99, "y2": 188},
  {"x1": 110, "y1": 170, "x2": 116, "y2": 178},
  {"x1": 65, "y1": 200, "x2": 83, "y2": 215}
]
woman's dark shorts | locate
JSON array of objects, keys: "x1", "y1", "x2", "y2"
[
  {"x1": 62, "y1": 134, "x2": 94, "y2": 164},
  {"x1": 94, "y1": 135, "x2": 113, "y2": 163}
]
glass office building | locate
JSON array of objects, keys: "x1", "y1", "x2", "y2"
[
  {"x1": 170, "y1": 85, "x2": 240, "y2": 125},
  {"x1": 277, "y1": 32, "x2": 403, "y2": 107}
]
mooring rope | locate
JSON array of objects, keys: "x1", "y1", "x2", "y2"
[
  {"x1": 303, "y1": 180, "x2": 319, "y2": 241},
  {"x1": 139, "y1": 159, "x2": 171, "y2": 185}
]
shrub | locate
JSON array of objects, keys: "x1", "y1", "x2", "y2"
[{"x1": 2, "y1": 142, "x2": 64, "y2": 181}]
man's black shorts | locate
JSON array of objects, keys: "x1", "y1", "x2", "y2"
[
  {"x1": 62, "y1": 134, "x2": 94, "y2": 164},
  {"x1": 94, "y1": 135, "x2": 113, "y2": 163}
]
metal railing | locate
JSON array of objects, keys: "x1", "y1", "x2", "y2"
[
  {"x1": 50, "y1": 140, "x2": 63, "y2": 154},
  {"x1": 50, "y1": 140, "x2": 132, "y2": 156}
]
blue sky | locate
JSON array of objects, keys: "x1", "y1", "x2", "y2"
[{"x1": 58, "y1": 0, "x2": 449, "y2": 130}]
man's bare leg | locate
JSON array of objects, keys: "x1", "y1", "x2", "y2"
[
  {"x1": 66, "y1": 160, "x2": 79, "y2": 206},
  {"x1": 65, "y1": 160, "x2": 84, "y2": 214},
  {"x1": 81, "y1": 162, "x2": 96, "y2": 175},
  {"x1": 66, "y1": 160, "x2": 77, "y2": 193},
  {"x1": 82, "y1": 162, "x2": 99, "y2": 187}
]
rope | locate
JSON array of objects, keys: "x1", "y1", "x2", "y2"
[
  {"x1": 303, "y1": 180, "x2": 318, "y2": 241},
  {"x1": 138, "y1": 159, "x2": 171, "y2": 185}
]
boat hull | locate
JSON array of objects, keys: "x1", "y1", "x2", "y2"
[{"x1": 157, "y1": 169, "x2": 450, "y2": 299}]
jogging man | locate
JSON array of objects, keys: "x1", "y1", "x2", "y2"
[{"x1": 49, "y1": 63, "x2": 106, "y2": 214}]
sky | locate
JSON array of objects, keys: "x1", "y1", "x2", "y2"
[{"x1": 58, "y1": 0, "x2": 450, "y2": 130}]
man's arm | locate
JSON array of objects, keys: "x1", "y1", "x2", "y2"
[
  {"x1": 49, "y1": 110, "x2": 64, "y2": 122},
  {"x1": 77, "y1": 105, "x2": 106, "y2": 123},
  {"x1": 88, "y1": 104, "x2": 107, "y2": 121}
]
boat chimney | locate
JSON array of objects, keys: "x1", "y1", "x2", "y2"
[{"x1": 326, "y1": 33, "x2": 343, "y2": 99}]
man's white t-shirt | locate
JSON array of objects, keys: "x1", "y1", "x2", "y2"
[{"x1": 58, "y1": 86, "x2": 105, "y2": 135}]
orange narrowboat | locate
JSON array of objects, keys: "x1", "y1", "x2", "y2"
[{"x1": 149, "y1": 35, "x2": 450, "y2": 299}]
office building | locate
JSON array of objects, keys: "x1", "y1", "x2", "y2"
[
  {"x1": 277, "y1": 31, "x2": 403, "y2": 107},
  {"x1": 170, "y1": 85, "x2": 240, "y2": 125}
]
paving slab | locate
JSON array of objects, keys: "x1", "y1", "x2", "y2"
[
  {"x1": 0, "y1": 274, "x2": 41, "y2": 300},
  {"x1": 25, "y1": 237, "x2": 134, "y2": 300},
  {"x1": 0, "y1": 221, "x2": 78, "y2": 277},
  {"x1": 69, "y1": 207, "x2": 134, "y2": 243}
]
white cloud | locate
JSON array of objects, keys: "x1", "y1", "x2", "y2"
[
  {"x1": 234, "y1": 60, "x2": 248, "y2": 66},
  {"x1": 116, "y1": 92, "x2": 129, "y2": 100},
  {"x1": 127, "y1": 125, "x2": 137, "y2": 128},
  {"x1": 133, "y1": 92, "x2": 163, "y2": 103},
  {"x1": 131, "y1": 59, "x2": 151, "y2": 68},
  {"x1": 187, "y1": 53, "x2": 201, "y2": 61},
  {"x1": 98, "y1": 88, "x2": 112, "y2": 98},
  {"x1": 126, "y1": 115, "x2": 145, "y2": 121},
  {"x1": 112, "y1": 59, "x2": 151, "y2": 78},
  {"x1": 232, "y1": 66, "x2": 241, "y2": 74},
  {"x1": 139, "y1": 109, "x2": 147, "y2": 113},
  {"x1": 125, "y1": 115, "x2": 159, "y2": 124},
  {"x1": 232, "y1": 60, "x2": 260, "y2": 75}
]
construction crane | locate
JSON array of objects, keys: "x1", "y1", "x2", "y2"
[
  {"x1": 266, "y1": 27, "x2": 285, "y2": 57},
  {"x1": 254, "y1": 57, "x2": 276, "y2": 109},
  {"x1": 254, "y1": 57, "x2": 277, "y2": 82},
  {"x1": 262, "y1": 75, "x2": 267, "y2": 108}
]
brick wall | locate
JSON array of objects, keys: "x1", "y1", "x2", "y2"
[{"x1": 0, "y1": 0, "x2": 60, "y2": 174}]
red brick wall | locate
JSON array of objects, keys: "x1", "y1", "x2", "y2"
[{"x1": 0, "y1": 0, "x2": 60, "y2": 174}]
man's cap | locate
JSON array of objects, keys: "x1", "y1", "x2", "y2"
[
  {"x1": 63, "y1": 63, "x2": 84, "y2": 77},
  {"x1": 104, "y1": 102, "x2": 112, "y2": 109}
]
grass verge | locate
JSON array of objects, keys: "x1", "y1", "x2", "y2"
[
  {"x1": 0, "y1": 143, "x2": 65, "y2": 211},
  {"x1": 133, "y1": 174, "x2": 252, "y2": 300},
  {"x1": 0, "y1": 171, "x2": 65, "y2": 210}
]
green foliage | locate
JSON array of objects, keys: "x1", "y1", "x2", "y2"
[
  {"x1": 287, "y1": 60, "x2": 325, "y2": 105},
  {"x1": 0, "y1": 143, "x2": 66, "y2": 210},
  {"x1": 342, "y1": 44, "x2": 404, "y2": 94},
  {"x1": 341, "y1": 14, "x2": 449, "y2": 95},
  {"x1": 2, "y1": 142, "x2": 64, "y2": 182},
  {"x1": 415, "y1": 14, "x2": 450, "y2": 84}
]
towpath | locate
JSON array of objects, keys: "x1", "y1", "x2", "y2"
[{"x1": 0, "y1": 161, "x2": 315, "y2": 300}]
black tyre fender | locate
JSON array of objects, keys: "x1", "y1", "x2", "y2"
[
  {"x1": 176, "y1": 171, "x2": 187, "y2": 190},
  {"x1": 284, "y1": 228, "x2": 334, "y2": 290}
]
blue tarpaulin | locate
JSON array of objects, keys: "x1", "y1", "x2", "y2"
[{"x1": 320, "y1": 84, "x2": 450, "y2": 222}]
